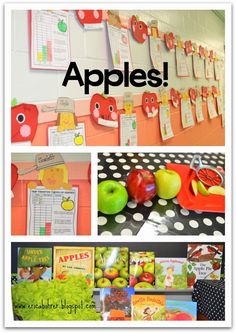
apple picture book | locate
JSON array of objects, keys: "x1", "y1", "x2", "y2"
[
  {"x1": 187, "y1": 244, "x2": 223, "y2": 287},
  {"x1": 131, "y1": 295, "x2": 166, "y2": 321},
  {"x1": 17, "y1": 247, "x2": 52, "y2": 282},
  {"x1": 53, "y1": 247, "x2": 94, "y2": 286},
  {"x1": 95, "y1": 247, "x2": 129, "y2": 288},
  {"x1": 129, "y1": 252, "x2": 155, "y2": 289},
  {"x1": 166, "y1": 300, "x2": 197, "y2": 321},
  {"x1": 155, "y1": 258, "x2": 187, "y2": 290},
  {"x1": 100, "y1": 287, "x2": 135, "y2": 321}
]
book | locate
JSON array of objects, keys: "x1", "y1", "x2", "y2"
[
  {"x1": 187, "y1": 244, "x2": 223, "y2": 287},
  {"x1": 155, "y1": 258, "x2": 187, "y2": 290},
  {"x1": 166, "y1": 300, "x2": 197, "y2": 320},
  {"x1": 131, "y1": 295, "x2": 166, "y2": 321},
  {"x1": 95, "y1": 247, "x2": 129, "y2": 288},
  {"x1": 53, "y1": 246, "x2": 94, "y2": 286},
  {"x1": 100, "y1": 287, "x2": 135, "y2": 321},
  {"x1": 17, "y1": 247, "x2": 52, "y2": 282},
  {"x1": 129, "y1": 252, "x2": 155, "y2": 289}
]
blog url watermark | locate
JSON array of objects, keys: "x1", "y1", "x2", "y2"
[{"x1": 14, "y1": 299, "x2": 96, "y2": 315}]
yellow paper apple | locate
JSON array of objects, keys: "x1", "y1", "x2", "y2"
[
  {"x1": 154, "y1": 169, "x2": 181, "y2": 199},
  {"x1": 61, "y1": 197, "x2": 74, "y2": 211},
  {"x1": 74, "y1": 134, "x2": 84, "y2": 146}
]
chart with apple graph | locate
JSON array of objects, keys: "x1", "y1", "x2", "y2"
[
  {"x1": 27, "y1": 187, "x2": 78, "y2": 235},
  {"x1": 97, "y1": 152, "x2": 225, "y2": 236}
]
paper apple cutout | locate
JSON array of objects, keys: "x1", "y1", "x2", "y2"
[
  {"x1": 164, "y1": 32, "x2": 175, "y2": 51},
  {"x1": 201, "y1": 87, "x2": 208, "y2": 101},
  {"x1": 11, "y1": 103, "x2": 39, "y2": 143},
  {"x1": 11, "y1": 163, "x2": 18, "y2": 190},
  {"x1": 209, "y1": 50, "x2": 214, "y2": 62},
  {"x1": 185, "y1": 40, "x2": 193, "y2": 56},
  {"x1": 170, "y1": 88, "x2": 181, "y2": 108},
  {"x1": 76, "y1": 10, "x2": 103, "y2": 26},
  {"x1": 142, "y1": 92, "x2": 159, "y2": 118},
  {"x1": 131, "y1": 15, "x2": 148, "y2": 44},
  {"x1": 212, "y1": 86, "x2": 218, "y2": 98},
  {"x1": 189, "y1": 88, "x2": 197, "y2": 104},
  {"x1": 90, "y1": 93, "x2": 118, "y2": 127},
  {"x1": 199, "y1": 46, "x2": 205, "y2": 59}
]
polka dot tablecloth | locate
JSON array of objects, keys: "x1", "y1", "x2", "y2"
[
  {"x1": 192, "y1": 280, "x2": 225, "y2": 320},
  {"x1": 98, "y1": 153, "x2": 225, "y2": 236}
]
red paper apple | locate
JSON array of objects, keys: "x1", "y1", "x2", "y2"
[
  {"x1": 185, "y1": 40, "x2": 193, "y2": 56},
  {"x1": 76, "y1": 10, "x2": 103, "y2": 26},
  {"x1": 126, "y1": 169, "x2": 156, "y2": 204},
  {"x1": 201, "y1": 87, "x2": 208, "y2": 101},
  {"x1": 170, "y1": 88, "x2": 180, "y2": 108},
  {"x1": 11, "y1": 163, "x2": 18, "y2": 190},
  {"x1": 142, "y1": 92, "x2": 159, "y2": 117},
  {"x1": 11, "y1": 104, "x2": 38, "y2": 143},
  {"x1": 199, "y1": 45, "x2": 205, "y2": 59},
  {"x1": 131, "y1": 15, "x2": 148, "y2": 44},
  {"x1": 209, "y1": 50, "x2": 214, "y2": 62},
  {"x1": 212, "y1": 86, "x2": 218, "y2": 98},
  {"x1": 189, "y1": 88, "x2": 197, "y2": 104},
  {"x1": 139, "y1": 272, "x2": 154, "y2": 284},
  {"x1": 90, "y1": 93, "x2": 118, "y2": 127},
  {"x1": 164, "y1": 32, "x2": 175, "y2": 51}
]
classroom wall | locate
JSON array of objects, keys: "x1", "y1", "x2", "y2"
[{"x1": 11, "y1": 10, "x2": 225, "y2": 146}]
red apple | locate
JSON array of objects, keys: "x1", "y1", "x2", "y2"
[
  {"x1": 129, "y1": 275, "x2": 138, "y2": 287},
  {"x1": 76, "y1": 10, "x2": 103, "y2": 26},
  {"x1": 104, "y1": 267, "x2": 119, "y2": 280},
  {"x1": 90, "y1": 93, "x2": 118, "y2": 125},
  {"x1": 142, "y1": 92, "x2": 159, "y2": 117},
  {"x1": 139, "y1": 272, "x2": 154, "y2": 284},
  {"x1": 126, "y1": 169, "x2": 156, "y2": 204},
  {"x1": 131, "y1": 15, "x2": 148, "y2": 44}
]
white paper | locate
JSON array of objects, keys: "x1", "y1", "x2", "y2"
[
  {"x1": 192, "y1": 54, "x2": 204, "y2": 79},
  {"x1": 216, "y1": 96, "x2": 223, "y2": 115},
  {"x1": 205, "y1": 59, "x2": 214, "y2": 79},
  {"x1": 31, "y1": 10, "x2": 70, "y2": 70},
  {"x1": 176, "y1": 47, "x2": 189, "y2": 77},
  {"x1": 27, "y1": 187, "x2": 78, "y2": 235},
  {"x1": 48, "y1": 124, "x2": 86, "y2": 146},
  {"x1": 159, "y1": 104, "x2": 174, "y2": 141},
  {"x1": 119, "y1": 114, "x2": 137, "y2": 146},
  {"x1": 214, "y1": 60, "x2": 222, "y2": 81},
  {"x1": 195, "y1": 97, "x2": 204, "y2": 123},
  {"x1": 149, "y1": 36, "x2": 163, "y2": 71},
  {"x1": 106, "y1": 22, "x2": 133, "y2": 70},
  {"x1": 181, "y1": 99, "x2": 195, "y2": 128},
  {"x1": 207, "y1": 96, "x2": 218, "y2": 119}
]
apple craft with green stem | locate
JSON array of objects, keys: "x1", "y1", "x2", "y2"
[{"x1": 95, "y1": 247, "x2": 129, "y2": 288}]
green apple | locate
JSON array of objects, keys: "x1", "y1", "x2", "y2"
[
  {"x1": 98, "y1": 180, "x2": 128, "y2": 214},
  {"x1": 96, "y1": 258, "x2": 107, "y2": 270},
  {"x1": 94, "y1": 267, "x2": 103, "y2": 280},
  {"x1": 96, "y1": 247, "x2": 107, "y2": 254},
  {"x1": 120, "y1": 267, "x2": 129, "y2": 279},
  {"x1": 134, "y1": 282, "x2": 154, "y2": 289},
  {"x1": 154, "y1": 169, "x2": 182, "y2": 200},
  {"x1": 104, "y1": 267, "x2": 119, "y2": 280},
  {"x1": 96, "y1": 278, "x2": 112, "y2": 288},
  {"x1": 143, "y1": 262, "x2": 154, "y2": 274},
  {"x1": 112, "y1": 260, "x2": 124, "y2": 271},
  {"x1": 112, "y1": 277, "x2": 128, "y2": 288},
  {"x1": 130, "y1": 264, "x2": 143, "y2": 278}
]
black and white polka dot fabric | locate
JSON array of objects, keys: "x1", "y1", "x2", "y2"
[
  {"x1": 98, "y1": 153, "x2": 225, "y2": 236},
  {"x1": 192, "y1": 280, "x2": 225, "y2": 320}
]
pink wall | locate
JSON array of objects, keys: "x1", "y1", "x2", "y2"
[
  {"x1": 32, "y1": 101, "x2": 224, "y2": 146},
  {"x1": 11, "y1": 161, "x2": 91, "y2": 235}
]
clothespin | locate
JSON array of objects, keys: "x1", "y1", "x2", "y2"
[
  {"x1": 176, "y1": 35, "x2": 184, "y2": 49},
  {"x1": 150, "y1": 20, "x2": 159, "y2": 38}
]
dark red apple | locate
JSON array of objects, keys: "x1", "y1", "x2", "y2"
[
  {"x1": 129, "y1": 275, "x2": 138, "y2": 287},
  {"x1": 139, "y1": 272, "x2": 154, "y2": 284},
  {"x1": 126, "y1": 169, "x2": 156, "y2": 204}
]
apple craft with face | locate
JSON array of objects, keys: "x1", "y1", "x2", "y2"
[
  {"x1": 126, "y1": 169, "x2": 156, "y2": 204},
  {"x1": 154, "y1": 169, "x2": 182, "y2": 200},
  {"x1": 142, "y1": 92, "x2": 159, "y2": 118},
  {"x1": 98, "y1": 180, "x2": 128, "y2": 214},
  {"x1": 90, "y1": 94, "x2": 118, "y2": 128}
]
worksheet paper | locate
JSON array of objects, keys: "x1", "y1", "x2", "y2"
[
  {"x1": 176, "y1": 47, "x2": 189, "y2": 77},
  {"x1": 205, "y1": 59, "x2": 214, "y2": 79},
  {"x1": 30, "y1": 10, "x2": 70, "y2": 70},
  {"x1": 106, "y1": 22, "x2": 133, "y2": 70},
  {"x1": 48, "y1": 124, "x2": 86, "y2": 146},
  {"x1": 207, "y1": 96, "x2": 218, "y2": 119},
  {"x1": 192, "y1": 54, "x2": 204, "y2": 79},
  {"x1": 195, "y1": 97, "x2": 204, "y2": 123},
  {"x1": 181, "y1": 99, "x2": 195, "y2": 128},
  {"x1": 119, "y1": 114, "x2": 137, "y2": 146},
  {"x1": 27, "y1": 187, "x2": 78, "y2": 235},
  {"x1": 159, "y1": 104, "x2": 174, "y2": 141},
  {"x1": 214, "y1": 60, "x2": 222, "y2": 81},
  {"x1": 149, "y1": 36, "x2": 163, "y2": 72},
  {"x1": 216, "y1": 95, "x2": 223, "y2": 115}
]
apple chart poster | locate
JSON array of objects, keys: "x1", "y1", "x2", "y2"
[
  {"x1": 27, "y1": 187, "x2": 78, "y2": 235},
  {"x1": 48, "y1": 123, "x2": 86, "y2": 146}
]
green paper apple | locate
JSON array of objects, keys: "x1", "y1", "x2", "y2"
[
  {"x1": 154, "y1": 169, "x2": 182, "y2": 200},
  {"x1": 96, "y1": 277, "x2": 112, "y2": 288},
  {"x1": 130, "y1": 264, "x2": 143, "y2": 278},
  {"x1": 94, "y1": 267, "x2": 103, "y2": 280},
  {"x1": 112, "y1": 277, "x2": 128, "y2": 288},
  {"x1": 98, "y1": 180, "x2": 128, "y2": 214}
]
